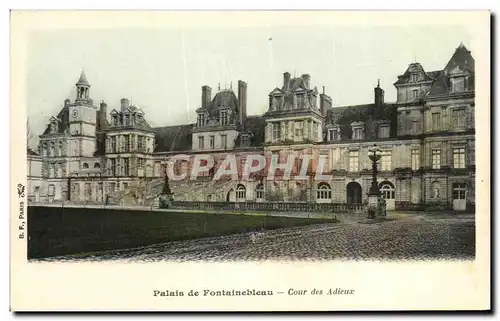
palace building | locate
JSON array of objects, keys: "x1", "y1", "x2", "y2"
[{"x1": 27, "y1": 43, "x2": 475, "y2": 211}]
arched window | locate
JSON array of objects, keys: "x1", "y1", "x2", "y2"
[
  {"x1": 94, "y1": 163, "x2": 100, "y2": 169},
  {"x1": 236, "y1": 184, "x2": 246, "y2": 200},
  {"x1": 83, "y1": 162, "x2": 89, "y2": 169},
  {"x1": 316, "y1": 182, "x2": 331, "y2": 200},
  {"x1": 431, "y1": 181, "x2": 441, "y2": 199},
  {"x1": 379, "y1": 181, "x2": 395, "y2": 199},
  {"x1": 256, "y1": 183, "x2": 264, "y2": 199}
]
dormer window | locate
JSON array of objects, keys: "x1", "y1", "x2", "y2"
[
  {"x1": 112, "y1": 115, "x2": 117, "y2": 126},
  {"x1": 197, "y1": 114, "x2": 205, "y2": 127},
  {"x1": 379, "y1": 123, "x2": 390, "y2": 138},
  {"x1": 451, "y1": 76, "x2": 468, "y2": 93},
  {"x1": 124, "y1": 114, "x2": 130, "y2": 126},
  {"x1": 410, "y1": 73, "x2": 419, "y2": 82},
  {"x1": 351, "y1": 122, "x2": 365, "y2": 140},
  {"x1": 220, "y1": 111, "x2": 228, "y2": 125}
]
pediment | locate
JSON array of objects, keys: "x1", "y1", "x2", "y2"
[
  {"x1": 269, "y1": 87, "x2": 284, "y2": 95},
  {"x1": 110, "y1": 109, "x2": 119, "y2": 115}
]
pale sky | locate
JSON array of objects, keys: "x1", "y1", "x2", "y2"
[{"x1": 27, "y1": 25, "x2": 474, "y2": 147}]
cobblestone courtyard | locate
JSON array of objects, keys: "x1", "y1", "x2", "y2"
[{"x1": 38, "y1": 212, "x2": 475, "y2": 262}]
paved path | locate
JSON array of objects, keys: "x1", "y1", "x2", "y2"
[{"x1": 37, "y1": 212, "x2": 475, "y2": 262}]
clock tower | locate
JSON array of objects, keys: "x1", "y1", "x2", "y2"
[{"x1": 68, "y1": 70, "x2": 97, "y2": 157}]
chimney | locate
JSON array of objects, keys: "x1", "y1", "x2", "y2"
[
  {"x1": 99, "y1": 101, "x2": 108, "y2": 130},
  {"x1": 238, "y1": 80, "x2": 247, "y2": 128},
  {"x1": 283, "y1": 72, "x2": 291, "y2": 91},
  {"x1": 202, "y1": 85, "x2": 212, "y2": 109},
  {"x1": 64, "y1": 98, "x2": 70, "y2": 107},
  {"x1": 319, "y1": 87, "x2": 332, "y2": 117},
  {"x1": 374, "y1": 79, "x2": 385, "y2": 108},
  {"x1": 120, "y1": 98, "x2": 130, "y2": 111},
  {"x1": 302, "y1": 74, "x2": 311, "y2": 89}
]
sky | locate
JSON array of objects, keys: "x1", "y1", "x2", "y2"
[{"x1": 26, "y1": 24, "x2": 475, "y2": 148}]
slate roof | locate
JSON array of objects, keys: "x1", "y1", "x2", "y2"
[
  {"x1": 153, "y1": 124, "x2": 194, "y2": 152},
  {"x1": 201, "y1": 89, "x2": 240, "y2": 118},
  {"x1": 324, "y1": 103, "x2": 397, "y2": 140},
  {"x1": 393, "y1": 62, "x2": 440, "y2": 85},
  {"x1": 428, "y1": 44, "x2": 475, "y2": 96},
  {"x1": 76, "y1": 70, "x2": 90, "y2": 86}
]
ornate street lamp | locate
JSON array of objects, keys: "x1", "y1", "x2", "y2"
[{"x1": 367, "y1": 144, "x2": 384, "y2": 218}]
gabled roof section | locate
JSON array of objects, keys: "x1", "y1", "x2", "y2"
[
  {"x1": 269, "y1": 87, "x2": 284, "y2": 95},
  {"x1": 394, "y1": 63, "x2": 438, "y2": 85},
  {"x1": 428, "y1": 43, "x2": 475, "y2": 96}
]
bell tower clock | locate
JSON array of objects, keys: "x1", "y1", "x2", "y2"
[{"x1": 68, "y1": 70, "x2": 97, "y2": 157}]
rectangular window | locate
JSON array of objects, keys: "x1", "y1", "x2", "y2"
[
  {"x1": 109, "y1": 182, "x2": 116, "y2": 192},
  {"x1": 328, "y1": 129, "x2": 334, "y2": 141},
  {"x1": 137, "y1": 136, "x2": 143, "y2": 152},
  {"x1": 209, "y1": 136, "x2": 215, "y2": 149},
  {"x1": 453, "y1": 147, "x2": 466, "y2": 169},
  {"x1": 410, "y1": 74, "x2": 418, "y2": 82},
  {"x1": 220, "y1": 111, "x2": 228, "y2": 125},
  {"x1": 294, "y1": 121, "x2": 303, "y2": 140},
  {"x1": 313, "y1": 122, "x2": 318, "y2": 140},
  {"x1": 272, "y1": 123, "x2": 281, "y2": 141},
  {"x1": 198, "y1": 114, "x2": 205, "y2": 127},
  {"x1": 432, "y1": 149, "x2": 441, "y2": 169},
  {"x1": 432, "y1": 113, "x2": 441, "y2": 131},
  {"x1": 349, "y1": 151, "x2": 359, "y2": 172},
  {"x1": 221, "y1": 135, "x2": 227, "y2": 149},
  {"x1": 379, "y1": 125, "x2": 390, "y2": 138},
  {"x1": 124, "y1": 158, "x2": 130, "y2": 176},
  {"x1": 381, "y1": 151, "x2": 392, "y2": 171},
  {"x1": 198, "y1": 136, "x2": 204, "y2": 149},
  {"x1": 412, "y1": 89, "x2": 419, "y2": 98},
  {"x1": 111, "y1": 136, "x2": 117, "y2": 153},
  {"x1": 124, "y1": 135, "x2": 130, "y2": 152},
  {"x1": 123, "y1": 182, "x2": 128, "y2": 190},
  {"x1": 412, "y1": 120, "x2": 420, "y2": 134},
  {"x1": 48, "y1": 184, "x2": 55, "y2": 196},
  {"x1": 112, "y1": 116, "x2": 117, "y2": 127},
  {"x1": 110, "y1": 159, "x2": 116, "y2": 176},
  {"x1": 411, "y1": 149, "x2": 420, "y2": 171},
  {"x1": 451, "y1": 77, "x2": 466, "y2": 93},
  {"x1": 452, "y1": 109, "x2": 466, "y2": 128}
]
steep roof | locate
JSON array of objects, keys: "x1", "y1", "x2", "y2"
[
  {"x1": 76, "y1": 70, "x2": 90, "y2": 86},
  {"x1": 235, "y1": 115, "x2": 266, "y2": 147},
  {"x1": 153, "y1": 124, "x2": 194, "y2": 152},
  {"x1": 428, "y1": 43, "x2": 475, "y2": 96},
  {"x1": 324, "y1": 103, "x2": 397, "y2": 140},
  {"x1": 394, "y1": 62, "x2": 439, "y2": 85},
  {"x1": 202, "y1": 89, "x2": 239, "y2": 117}
]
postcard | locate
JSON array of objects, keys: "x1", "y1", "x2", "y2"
[{"x1": 10, "y1": 10, "x2": 490, "y2": 311}]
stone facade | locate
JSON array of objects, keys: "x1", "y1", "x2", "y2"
[{"x1": 27, "y1": 43, "x2": 475, "y2": 211}]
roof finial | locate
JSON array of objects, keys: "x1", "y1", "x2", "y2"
[
  {"x1": 459, "y1": 41, "x2": 465, "y2": 48},
  {"x1": 218, "y1": 83, "x2": 220, "y2": 91},
  {"x1": 377, "y1": 79, "x2": 380, "y2": 87},
  {"x1": 230, "y1": 81, "x2": 232, "y2": 90}
]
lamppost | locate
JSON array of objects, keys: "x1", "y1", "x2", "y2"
[{"x1": 367, "y1": 144, "x2": 383, "y2": 218}]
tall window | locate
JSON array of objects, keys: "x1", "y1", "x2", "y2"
[
  {"x1": 432, "y1": 149, "x2": 441, "y2": 169},
  {"x1": 328, "y1": 129, "x2": 337, "y2": 141},
  {"x1": 316, "y1": 183, "x2": 332, "y2": 200},
  {"x1": 272, "y1": 123, "x2": 281, "y2": 141},
  {"x1": 111, "y1": 159, "x2": 116, "y2": 176},
  {"x1": 198, "y1": 136, "x2": 204, "y2": 149},
  {"x1": 236, "y1": 185, "x2": 246, "y2": 200},
  {"x1": 124, "y1": 158, "x2": 130, "y2": 176},
  {"x1": 294, "y1": 121, "x2": 303, "y2": 140},
  {"x1": 221, "y1": 134, "x2": 227, "y2": 149},
  {"x1": 124, "y1": 135, "x2": 130, "y2": 152},
  {"x1": 451, "y1": 76, "x2": 466, "y2": 93},
  {"x1": 349, "y1": 150, "x2": 359, "y2": 172},
  {"x1": 412, "y1": 89, "x2": 419, "y2": 99},
  {"x1": 109, "y1": 182, "x2": 116, "y2": 192},
  {"x1": 411, "y1": 149, "x2": 420, "y2": 170},
  {"x1": 256, "y1": 184, "x2": 264, "y2": 199},
  {"x1": 453, "y1": 147, "x2": 466, "y2": 169},
  {"x1": 47, "y1": 184, "x2": 55, "y2": 196},
  {"x1": 412, "y1": 120, "x2": 420, "y2": 134},
  {"x1": 111, "y1": 136, "x2": 117, "y2": 153},
  {"x1": 313, "y1": 122, "x2": 318, "y2": 140},
  {"x1": 198, "y1": 114, "x2": 205, "y2": 127},
  {"x1": 220, "y1": 111, "x2": 228, "y2": 125},
  {"x1": 137, "y1": 136, "x2": 143, "y2": 152},
  {"x1": 410, "y1": 73, "x2": 419, "y2": 82},
  {"x1": 381, "y1": 151, "x2": 392, "y2": 171},
  {"x1": 451, "y1": 109, "x2": 466, "y2": 128},
  {"x1": 53, "y1": 164, "x2": 59, "y2": 178},
  {"x1": 431, "y1": 113, "x2": 441, "y2": 131},
  {"x1": 209, "y1": 136, "x2": 215, "y2": 149}
]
